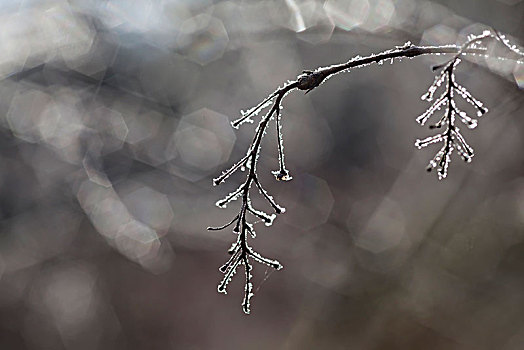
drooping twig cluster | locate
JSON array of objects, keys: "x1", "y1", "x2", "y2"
[
  {"x1": 208, "y1": 84, "x2": 296, "y2": 314},
  {"x1": 414, "y1": 31, "x2": 518, "y2": 179},
  {"x1": 415, "y1": 58, "x2": 483, "y2": 179},
  {"x1": 211, "y1": 30, "x2": 523, "y2": 314}
]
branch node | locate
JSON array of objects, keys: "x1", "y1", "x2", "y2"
[{"x1": 297, "y1": 70, "x2": 327, "y2": 93}]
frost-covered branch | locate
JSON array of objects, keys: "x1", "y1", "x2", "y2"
[
  {"x1": 415, "y1": 58, "x2": 481, "y2": 179},
  {"x1": 415, "y1": 30, "x2": 518, "y2": 179},
  {"x1": 211, "y1": 30, "x2": 523, "y2": 314},
  {"x1": 209, "y1": 83, "x2": 295, "y2": 314}
]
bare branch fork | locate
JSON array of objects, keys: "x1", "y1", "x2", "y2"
[{"x1": 209, "y1": 30, "x2": 523, "y2": 314}]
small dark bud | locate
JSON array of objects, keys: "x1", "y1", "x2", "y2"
[{"x1": 297, "y1": 71, "x2": 326, "y2": 92}]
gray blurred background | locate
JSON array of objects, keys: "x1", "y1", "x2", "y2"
[{"x1": 0, "y1": 0, "x2": 522, "y2": 349}]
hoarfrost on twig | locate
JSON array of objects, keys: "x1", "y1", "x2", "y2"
[{"x1": 211, "y1": 29, "x2": 523, "y2": 314}]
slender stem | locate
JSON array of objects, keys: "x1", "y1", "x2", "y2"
[
  {"x1": 237, "y1": 88, "x2": 292, "y2": 259},
  {"x1": 326, "y1": 46, "x2": 488, "y2": 75},
  {"x1": 295, "y1": 44, "x2": 520, "y2": 92}
]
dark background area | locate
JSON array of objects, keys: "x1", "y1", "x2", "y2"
[{"x1": 0, "y1": 0, "x2": 522, "y2": 349}]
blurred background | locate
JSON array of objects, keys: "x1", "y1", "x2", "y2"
[{"x1": 0, "y1": 0, "x2": 522, "y2": 349}]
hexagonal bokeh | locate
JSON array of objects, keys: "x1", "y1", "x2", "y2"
[
  {"x1": 352, "y1": 196, "x2": 406, "y2": 254},
  {"x1": 282, "y1": 109, "x2": 333, "y2": 171},
  {"x1": 83, "y1": 147, "x2": 112, "y2": 188},
  {"x1": 46, "y1": 104, "x2": 86, "y2": 165},
  {"x1": 268, "y1": 0, "x2": 334, "y2": 44},
  {"x1": 324, "y1": 0, "x2": 370, "y2": 31},
  {"x1": 115, "y1": 220, "x2": 160, "y2": 260},
  {"x1": 48, "y1": 5, "x2": 95, "y2": 68},
  {"x1": 124, "y1": 110, "x2": 164, "y2": 145},
  {"x1": 121, "y1": 185, "x2": 174, "y2": 233},
  {"x1": 421, "y1": 24, "x2": 457, "y2": 46},
  {"x1": 176, "y1": 14, "x2": 229, "y2": 65},
  {"x1": 91, "y1": 106, "x2": 129, "y2": 155},
  {"x1": 26, "y1": 263, "x2": 100, "y2": 349},
  {"x1": 295, "y1": 1, "x2": 335, "y2": 44},
  {"x1": 514, "y1": 63, "x2": 524, "y2": 89},
  {"x1": 7, "y1": 89, "x2": 53, "y2": 143},
  {"x1": 66, "y1": 35, "x2": 119, "y2": 79},
  {"x1": 0, "y1": 12, "x2": 31, "y2": 79},
  {"x1": 102, "y1": 0, "x2": 155, "y2": 31},
  {"x1": 166, "y1": 107, "x2": 236, "y2": 182},
  {"x1": 361, "y1": 0, "x2": 395, "y2": 32},
  {"x1": 76, "y1": 179, "x2": 174, "y2": 273},
  {"x1": 283, "y1": 173, "x2": 334, "y2": 230}
]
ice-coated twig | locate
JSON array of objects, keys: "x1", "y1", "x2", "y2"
[
  {"x1": 241, "y1": 256, "x2": 253, "y2": 314},
  {"x1": 253, "y1": 176, "x2": 285, "y2": 214},
  {"x1": 416, "y1": 59, "x2": 474, "y2": 179},
  {"x1": 207, "y1": 214, "x2": 239, "y2": 231},
  {"x1": 210, "y1": 83, "x2": 295, "y2": 314},
  {"x1": 274, "y1": 105, "x2": 292, "y2": 181},
  {"x1": 232, "y1": 91, "x2": 278, "y2": 129},
  {"x1": 413, "y1": 30, "x2": 522, "y2": 179},
  {"x1": 213, "y1": 153, "x2": 250, "y2": 186},
  {"x1": 492, "y1": 29, "x2": 524, "y2": 59},
  {"x1": 212, "y1": 29, "x2": 523, "y2": 314}
]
